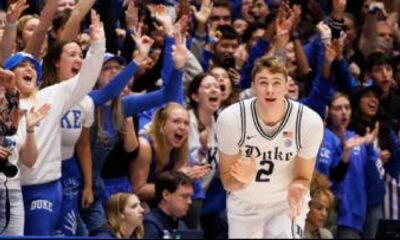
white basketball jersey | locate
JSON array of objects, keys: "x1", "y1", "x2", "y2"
[{"x1": 232, "y1": 98, "x2": 307, "y2": 205}]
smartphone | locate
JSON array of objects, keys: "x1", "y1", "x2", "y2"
[{"x1": 222, "y1": 57, "x2": 236, "y2": 70}]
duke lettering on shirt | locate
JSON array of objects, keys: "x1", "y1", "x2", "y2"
[
  {"x1": 30, "y1": 199, "x2": 53, "y2": 212},
  {"x1": 243, "y1": 145, "x2": 294, "y2": 161}
]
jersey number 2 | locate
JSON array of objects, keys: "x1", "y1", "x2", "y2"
[{"x1": 255, "y1": 160, "x2": 274, "y2": 182}]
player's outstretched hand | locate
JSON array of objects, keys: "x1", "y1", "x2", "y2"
[
  {"x1": 287, "y1": 182, "x2": 307, "y2": 220},
  {"x1": 230, "y1": 154, "x2": 257, "y2": 185}
]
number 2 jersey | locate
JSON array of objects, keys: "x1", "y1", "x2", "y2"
[{"x1": 216, "y1": 98, "x2": 324, "y2": 205}]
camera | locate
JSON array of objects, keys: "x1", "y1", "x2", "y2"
[{"x1": 0, "y1": 137, "x2": 18, "y2": 178}]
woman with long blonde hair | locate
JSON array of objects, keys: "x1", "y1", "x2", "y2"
[{"x1": 132, "y1": 103, "x2": 209, "y2": 208}]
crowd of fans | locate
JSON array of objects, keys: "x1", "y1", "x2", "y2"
[{"x1": 0, "y1": 0, "x2": 400, "y2": 238}]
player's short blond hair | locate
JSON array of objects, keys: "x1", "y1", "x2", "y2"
[{"x1": 251, "y1": 56, "x2": 288, "y2": 82}]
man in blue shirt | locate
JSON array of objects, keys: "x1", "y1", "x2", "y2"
[{"x1": 144, "y1": 171, "x2": 193, "y2": 239}]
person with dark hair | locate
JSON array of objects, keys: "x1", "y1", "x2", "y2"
[
  {"x1": 366, "y1": 52, "x2": 400, "y2": 133},
  {"x1": 209, "y1": 0, "x2": 232, "y2": 28},
  {"x1": 349, "y1": 84, "x2": 400, "y2": 238},
  {"x1": 201, "y1": 24, "x2": 240, "y2": 72},
  {"x1": 143, "y1": 171, "x2": 193, "y2": 239}
]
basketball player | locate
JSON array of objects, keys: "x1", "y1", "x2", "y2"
[{"x1": 216, "y1": 56, "x2": 324, "y2": 238}]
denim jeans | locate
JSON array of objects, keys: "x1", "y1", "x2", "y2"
[
  {"x1": 364, "y1": 204, "x2": 383, "y2": 238},
  {"x1": 0, "y1": 188, "x2": 24, "y2": 236}
]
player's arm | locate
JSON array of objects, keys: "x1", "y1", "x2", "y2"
[
  {"x1": 219, "y1": 151, "x2": 257, "y2": 192},
  {"x1": 291, "y1": 155, "x2": 316, "y2": 191},
  {"x1": 288, "y1": 109, "x2": 324, "y2": 218}
]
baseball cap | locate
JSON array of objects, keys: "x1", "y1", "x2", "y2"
[
  {"x1": 3, "y1": 52, "x2": 42, "y2": 80},
  {"x1": 103, "y1": 53, "x2": 126, "y2": 65}
]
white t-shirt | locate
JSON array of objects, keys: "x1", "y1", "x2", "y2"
[
  {"x1": 216, "y1": 98, "x2": 324, "y2": 205},
  {"x1": 188, "y1": 110, "x2": 219, "y2": 190},
  {"x1": 61, "y1": 96, "x2": 94, "y2": 160},
  {"x1": 18, "y1": 40, "x2": 105, "y2": 186}
]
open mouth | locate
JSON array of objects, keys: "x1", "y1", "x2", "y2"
[
  {"x1": 23, "y1": 75, "x2": 33, "y2": 82},
  {"x1": 174, "y1": 133, "x2": 184, "y2": 142},
  {"x1": 71, "y1": 66, "x2": 80, "y2": 75},
  {"x1": 220, "y1": 84, "x2": 226, "y2": 92},
  {"x1": 209, "y1": 96, "x2": 219, "y2": 103}
]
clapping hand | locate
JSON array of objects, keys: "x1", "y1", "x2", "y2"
[{"x1": 25, "y1": 104, "x2": 51, "y2": 132}]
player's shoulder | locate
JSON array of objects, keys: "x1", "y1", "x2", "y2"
[
  {"x1": 291, "y1": 100, "x2": 323, "y2": 123},
  {"x1": 217, "y1": 98, "x2": 253, "y2": 126}
]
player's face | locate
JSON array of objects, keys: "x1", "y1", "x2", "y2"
[
  {"x1": 123, "y1": 194, "x2": 144, "y2": 228},
  {"x1": 166, "y1": 185, "x2": 193, "y2": 219},
  {"x1": 56, "y1": 42, "x2": 83, "y2": 81},
  {"x1": 14, "y1": 60, "x2": 37, "y2": 97},
  {"x1": 252, "y1": 69, "x2": 288, "y2": 106},
  {"x1": 210, "y1": 67, "x2": 232, "y2": 102},
  {"x1": 163, "y1": 108, "x2": 190, "y2": 148},
  {"x1": 307, "y1": 193, "x2": 331, "y2": 229},
  {"x1": 359, "y1": 91, "x2": 379, "y2": 118},
  {"x1": 192, "y1": 75, "x2": 222, "y2": 113},
  {"x1": 329, "y1": 96, "x2": 351, "y2": 129}
]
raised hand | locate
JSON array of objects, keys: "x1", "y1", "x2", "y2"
[
  {"x1": 177, "y1": 0, "x2": 191, "y2": 18},
  {"x1": 131, "y1": 27, "x2": 154, "y2": 64},
  {"x1": 172, "y1": 29, "x2": 188, "y2": 69},
  {"x1": 125, "y1": 0, "x2": 139, "y2": 30},
  {"x1": 174, "y1": 15, "x2": 190, "y2": 37},
  {"x1": 153, "y1": 4, "x2": 173, "y2": 36},
  {"x1": 25, "y1": 104, "x2": 51, "y2": 131},
  {"x1": 317, "y1": 21, "x2": 332, "y2": 45},
  {"x1": 0, "y1": 69, "x2": 17, "y2": 94},
  {"x1": 331, "y1": 0, "x2": 346, "y2": 20},
  {"x1": 230, "y1": 154, "x2": 257, "y2": 185},
  {"x1": 287, "y1": 182, "x2": 307, "y2": 219},
  {"x1": 192, "y1": 0, "x2": 213, "y2": 24},
  {"x1": 89, "y1": 9, "x2": 105, "y2": 42},
  {"x1": 291, "y1": 4, "x2": 302, "y2": 31},
  {"x1": 6, "y1": 0, "x2": 29, "y2": 24}
]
